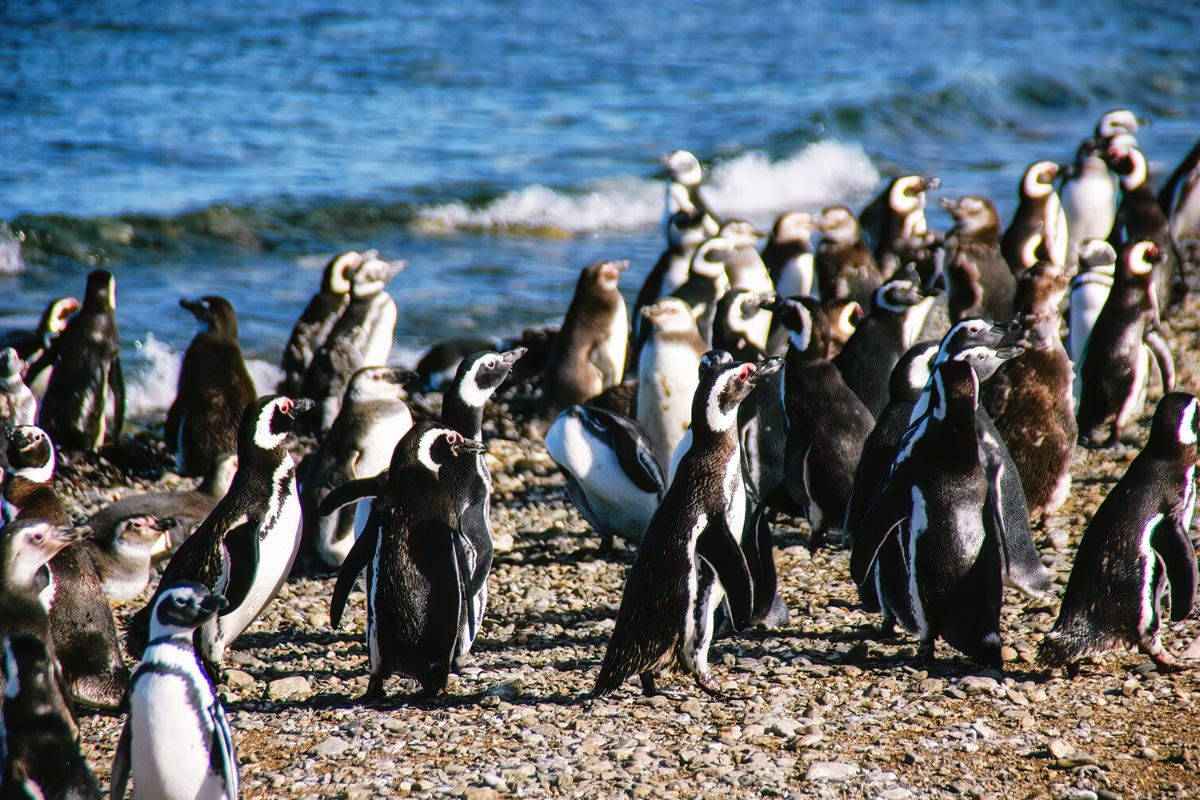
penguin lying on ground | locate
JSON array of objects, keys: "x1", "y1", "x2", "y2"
[
  {"x1": 278, "y1": 250, "x2": 361, "y2": 396},
  {"x1": 1041, "y1": 392, "x2": 1199, "y2": 675}
]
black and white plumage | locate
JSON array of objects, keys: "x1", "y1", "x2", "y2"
[
  {"x1": 1041, "y1": 392, "x2": 1200, "y2": 674},
  {"x1": 29, "y1": 270, "x2": 124, "y2": 452},
  {"x1": 762, "y1": 212, "x2": 816, "y2": 302},
  {"x1": 712, "y1": 289, "x2": 773, "y2": 363},
  {"x1": 126, "y1": 396, "x2": 311, "y2": 671},
  {"x1": 546, "y1": 405, "x2": 666, "y2": 550},
  {"x1": 814, "y1": 205, "x2": 883, "y2": 307},
  {"x1": 1159, "y1": 136, "x2": 1200, "y2": 243},
  {"x1": 858, "y1": 175, "x2": 939, "y2": 273},
  {"x1": 1062, "y1": 137, "x2": 1117, "y2": 267},
  {"x1": 0, "y1": 348, "x2": 36, "y2": 427},
  {"x1": 1001, "y1": 161, "x2": 1068, "y2": 273},
  {"x1": 413, "y1": 336, "x2": 500, "y2": 393},
  {"x1": 1, "y1": 633, "x2": 101, "y2": 800},
  {"x1": 940, "y1": 195, "x2": 1015, "y2": 323},
  {"x1": 329, "y1": 422, "x2": 485, "y2": 699},
  {"x1": 0, "y1": 296, "x2": 79, "y2": 387},
  {"x1": 165, "y1": 296, "x2": 256, "y2": 479},
  {"x1": 660, "y1": 150, "x2": 719, "y2": 240},
  {"x1": 82, "y1": 514, "x2": 174, "y2": 602},
  {"x1": 713, "y1": 220, "x2": 774, "y2": 349},
  {"x1": 671, "y1": 238, "x2": 732, "y2": 347},
  {"x1": 1068, "y1": 239, "x2": 1118, "y2": 403},
  {"x1": 112, "y1": 582, "x2": 237, "y2": 800},
  {"x1": 278, "y1": 250, "x2": 360, "y2": 396},
  {"x1": 630, "y1": 210, "x2": 710, "y2": 370},
  {"x1": 592, "y1": 357, "x2": 776, "y2": 698},
  {"x1": 1077, "y1": 241, "x2": 1176, "y2": 447}
]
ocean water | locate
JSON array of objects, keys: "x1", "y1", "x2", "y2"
[{"x1": 1, "y1": 0, "x2": 1198, "y2": 419}]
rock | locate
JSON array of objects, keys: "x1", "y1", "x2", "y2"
[
  {"x1": 315, "y1": 736, "x2": 351, "y2": 758},
  {"x1": 267, "y1": 676, "x2": 312, "y2": 701},
  {"x1": 1182, "y1": 634, "x2": 1200, "y2": 660},
  {"x1": 959, "y1": 675, "x2": 999, "y2": 696},
  {"x1": 1047, "y1": 739, "x2": 1074, "y2": 759},
  {"x1": 463, "y1": 788, "x2": 500, "y2": 800},
  {"x1": 225, "y1": 669, "x2": 256, "y2": 690},
  {"x1": 805, "y1": 761, "x2": 859, "y2": 782},
  {"x1": 1137, "y1": 746, "x2": 1158, "y2": 761},
  {"x1": 1060, "y1": 790, "x2": 1098, "y2": 800}
]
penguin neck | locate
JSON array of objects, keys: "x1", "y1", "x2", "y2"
[
  {"x1": 147, "y1": 630, "x2": 199, "y2": 649},
  {"x1": 442, "y1": 393, "x2": 485, "y2": 440}
]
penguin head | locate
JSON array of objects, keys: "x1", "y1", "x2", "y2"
[
  {"x1": 1014, "y1": 262, "x2": 1069, "y2": 323},
  {"x1": 454, "y1": 348, "x2": 527, "y2": 406},
  {"x1": 2, "y1": 633, "x2": 57, "y2": 705},
  {"x1": 150, "y1": 581, "x2": 228, "y2": 638},
  {"x1": 1094, "y1": 109, "x2": 1147, "y2": 143},
  {"x1": 698, "y1": 349, "x2": 734, "y2": 378},
  {"x1": 1019, "y1": 161, "x2": 1062, "y2": 200},
  {"x1": 0, "y1": 348, "x2": 23, "y2": 380},
  {"x1": 928, "y1": 360, "x2": 980, "y2": 421},
  {"x1": 662, "y1": 150, "x2": 703, "y2": 187},
  {"x1": 888, "y1": 175, "x2": 939, "y2": 217},
  {"x1": 694, "y1": 355, "x2": 783, "y2": 434},
  {"x1": 770, "y1": 211, "x2": 816, "y2": 246},
  {"x1": 936, "y1": 317, "x2": 1021, "y2": 365},
  {"x1": 37, "y1": 296, "x2": 80, "y2": 341},
  {"x1": 717, "y1": 219, "x2": 765, "y2": 250},
  {"x1": 768, "y1": 296, "x2": 829, "y2": 358},
  {"x1": 83, "y1": 269, "x2": 117, "y2": 312},
  {"x1": 826, "y1": 299, "x2": 864, "y2": 353},
  {"x1": 345, "y1": 365, "x2": 412, "y2": 405},
  {"x1": 322, "y1": 251, "x2": 364, "y2": 295},
  {"x1": 668, "y1": 210, "x2": 709, "y2": 251},
  {"x1": 1077, "y1": 239, "x2": 1117, "y2": 271},
  {"x1": 1102, "y1": 142, "x2": 1148, "y2": 191},
  {"x1": 350, "y1": 251, "x2": 406, "y2": 298},
  {"x1": 815, "y1": 206, "x2": 862, "y2": 245},
  {"x1": 1148, "y1": 392, "x2": 1200, "y2": 456},
  {"x1": 689, "y1": 238, "x2": 734, "y2": 280},
  {"x1": 244, "y1": 395, "x2": 315, "y2": 454},
  {"x1": 1121, "y1": 240, "x2": 1163, "y2": 281},
  {"x1": 873, "y1": 279, "x2": 938, "y2": 315},
  {"x1": 2, "y1": 520, "x2": 86, "y2": 588},
  {"x1": 577, "y1": 260, "x2": 627, "y2": 300},
  {"x1": 5, "y1": 425, "x2": 55, "y2": 481},
  {"x1": 108, "y1": 514, "x2": 174, "y2": 559},
  {"x1": 889, "y1": 340, "x2": 939, "y2": 402},
  {"x1": 939, "y1": 195, "x2": 999, "y2": 238},
  {"x1": 180, "y1": 296, "x2": 238, "y2": 339},
  {"x1": 715, "y1": 290, "x2": 771, "y2": 338},
  {"x1": 946, "y1": 343, "x2": 1024, "y2": 383},
  {"x1": 642, "y1": 298, "x2": 700, "y2": 336},
  {"x1": 396, "y1": 421, "x2": 485, "y2": 475}
]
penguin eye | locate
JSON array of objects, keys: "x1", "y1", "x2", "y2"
[
  {"x1": 173, "y1": 596, "x2": 187, "y2": 606},
  {"x1": 30, "y1": 531, "x2": 44, "y2": 544}
]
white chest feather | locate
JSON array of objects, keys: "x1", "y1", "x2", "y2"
[
  {"x1": 637, "y1": 339, "x2": 700, "y2": 456},
  {"x1": 357, "y1": 409, "x2": 413, "y2": 478},
  {"x1": 360, "y1": 295, "x2": 398, "y2": 366},
  {"x1": 1138, "y1": 513, "x2": 1166, "y2": 632},
  {"x1": 601, "y1": 296, "x2": 628, "y2": 386},
  {"x1": 1063, "y1": 164, "x2": 1117, "y2": 245},
  {"x1": 774, "y1": 253, "x2": 814, "y2": 300}
]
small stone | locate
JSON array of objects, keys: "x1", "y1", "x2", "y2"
[
  {"x1": 804, "y1": 761, "x2": 859, "y2": 782},
  {"x1": 1060, "y1": 790, "x2": 1098, "y2": 800},
  {"x1": 315, "y1": 736, "x2": 350, "y2": 758},
  {"x1": 1005, "y1": 688, "x2": 1029, "y2": 706},
  {"x1": 1182, "y1": 634, "x2": 1200, "y2": 660},
  {"x1": 1049, "y1": 528, "x2": 1070, "y2": 551},
  {"x1": 1137, "y1": 746, "x2": 1158, "y2": 761},
  {"x1": 793, "y1": 732, "x2": 823, "y2": 749},
  {"x1": 266, "y1": 676, "x2": 312, "y2": 701},
  {"x1": 1000, "y1": 645, "x2": 1019, "y2": 662},
  {"x1": 463, "y1": 788, "x2": 499, "y2": 800},
  {"x1": 225, "y1": 669, "x2": 255, "y2": 690},
  {"x1": 959, "y1": 675, "x2": 999, "y2": 696},
  {"x1": 1047, "y1": 738, "x2": 1073, "y2": 759}
]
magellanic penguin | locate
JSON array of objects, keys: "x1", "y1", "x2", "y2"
[
  {"x1": 2, "y1": 424, "x2": 129, "y2": 710},
  {"x1": 413, "y1": 336, "x2": 500, "y2": 392},
  {"x1": 299, "y1": 365, "x2": 413, "y2": 569},
  {"x1": 1061, "y1": 137, "x2": 1117, "y2": 267},
  {"x1": 29, "y1": 270, "x2": 124, "y2": 452},
  {"x1": 713, "y1": 289, "x2": 774, "y2": 362},
  {"x1": 0, "y1": 347, "x2": 36, "y2": 427},
  {"x1": 1077, "y1": 241, "x2": 1176, "y2": 447},
  {"x1": 4, "y1": 296, "x2": 80, "y2": 399},
  {"x1": 661, "y1": 150, "x2": 719, "y2": 239},
  {"x1": 329, "y1": 422, "x2": 485, "y2": 699},
  {"x1": 814, "y1": 205, "x2": 883, "y2": 308},
  {"x1": 1, "y1": 634, "x2": 102, "y2": 800},
  {"x1": 858, "y1": 175, "x2": 940, "y2": 273},
  {"x1": 1159, "y1": 136, "x2": 1200, "y2": 243},
  {"x1": 832, "y1": 278, "x2": 939, "y2": 418},
  {"x1": 546, "y1": 405, "x2": 666, "y2": 551},
  {"x1": 983, "y1": 262, "x2": 1077, "y2": 526},
  {"x1": 592, "y1": 357, "x2": 778, "y2": 698},
  {"x1": 1001, "y1": 161, "x2": 1068, "y2": 273},
  {"x1": 671, "y1": 237, "x2": 732, "y2": 347},
  {"x1": 165, "y1": 296, "x2": 256, "y2": 479},
  {"x1": 1068, "y1": 239, "x2": 1119, "y2": 403},
  {"x1": 111, "y1": 582, "x2": 238, "y2": 800},
  {"x1": 771, "y1": 296, "x2": 875, "y2": 549},
  {"x1": 630, "y1": 210, "x2": 710, "y2": 371},
  {"x1": 301, "y1": 252, "x2": 405, "y2": 430},
  {"x1": 540, "y1": 260, "x2": 629, "y2": 419},
  {"x1": 81, "y1": 514, "x2": 173, "y2": 601},
  {"x1": 762, "y1": 211, "x2": 816, "y2": 302},
  {"x1": 940, "y1": 195, "x2": 1016, "y2": 323},
  {"x1": 637, "y1": 298, "x2": 707, "y2": 459},
  {"x1": 851, "y1": 360, "x2": 1009, "y2": 668},
  {"x1": 1041, "y1": 392, "x2": 1200, "y2": 675},
  {"x1": 125, "y1": 396, "x2": 312, "y2": 671},
  {"x1": 278, "y1": 250, "x2": 361, "y2": 396}
]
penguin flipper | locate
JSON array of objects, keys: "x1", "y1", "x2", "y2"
[
  {"x1": 109, "y1": 354, "x2": 126, "y2": 441},
  {"x1": 414, "y1": 519, "x2": 463, "y2": 680},
  {"x1": 211, "y1": 696, "x2": 240, "y2": 797},
  {"x1": 319, "y1": 474, "x2": 384, "y2": 517},
  {"x1": 848, "y1": 462, "x2": 910, "y2": 586},
  {"x1": 1151, "y1": 516, "x2": 1199, "y2": 622},
  {"x1": 330, "y1": 510, "x2": 378, "y2": 629},
  {"x1": 1146, "y1": 327, "x2": 1176, "y2": 392},
  {"x1": 588, "y1": 342, "x2": 619, "y2": 389},
  {"x1": 985, "y1": 452, "x2": 1053, "y2": 596},
  {"x1": 602, "y1": 412, "x2": 666, "y2": 494},
  {"x1": 696, "y1": 520, "x2": 753, "y2": 631},
  {"x1": 110, "y1": 719, "x2": 131, "y2": 800},
  {"x1": 220, "y1": 518, "x2": 261, "y2": 616}
]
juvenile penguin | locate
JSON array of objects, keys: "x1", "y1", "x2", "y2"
[
  {"x1": 940, "y1": 195, "x2": 1016, "y2": 323},
  {"x1": 1041, "y1": 392, "x2": 1200, "y2": 674},
  {"x1": 300, "y1": 365, "x2": 413, "y2": 569},
  {"x1": 541, "y1": 260, "x2": 629, "y2": 418},
  {"x1": 1159, "y1": 136, "x2": 1200, "y2": 243},
  {"x1": 329, "y1": 422, "x2": 484, "y2": 699},
  {"x1": 637, "y1": 298, "x2": 707, "y2": 458},
  {"x1": 30, "y1": 270, "x2": 124, "y2": 452},
  {"x1": 833, "y1": 278, "x2": 938, "y2": 418},
  {"x1": 814, "y1": 205, "x2": 883, "y2": 307},
  {"x1": 762, "y1": 211, "x2": 816, "y2": 301},
  {"x1": 1068, "y1": 239, "x2": 1119, "y2": 398},
  {"x1": 1, "y1": 634, "x2": 101, "y2": 800},
  {"x1": 661, "y1": 150, "x2": 719, "y2": 238},
  {"x1": 278, "y1": 250, "x2": 361, "y2": 395},
  {"x1": 858, "y1": 175, "x2": 939, "y2": 271},
  {"x1": 125, "y1": 396, "x2": 311, "y2": 670},
  {"x1": 5, "y1": 296, "x2": 80, "y2": 398},
  {"x1": 82, "y1": 515, "x2": 174, "y2": 601},
  {"x1": 983, "y1": 262, "x2": 1077, "y2": 525},
  {"x1": 671, "y1": 238, "x2": 732, "y2": 346},
  {"x1": 0, "y1": 347, "x2": 36, "y2": 427},
  {"x1": 1077, "y1": 241, "x2": 1175, "y2": 447},
  {"x1": 111, "y1": 582, "x2": 238, "y2": 800},
  {"x1": 165, "y1": 296, "x2": 256, "y2": 479},
  {"x1": 546, "y1": 405, "x2": 666, "y2": 550},
  {"x1": 1001, "y1": 161, "x2": 1068, "y2": 273},
  {"x1": 592, "y1": 358, "x2": 775, "y2": 698}
]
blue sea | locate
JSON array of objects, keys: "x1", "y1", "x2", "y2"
[{"x1": 1, "y1": 0, "x2": 1198, "y2": 418}]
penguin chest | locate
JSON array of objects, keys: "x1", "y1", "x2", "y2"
[
  {"x1": 601, "y1": 296, "x2": 628, "y2": 386},
  {"x1": 131, "y1": 671, "x2": 221, "y2": 798},
  {"x1": 1063, "y1": 167, "x2": 1116, "y2": 244},
  {"x1": 774, "y1": 253, "x2": 814, "y2": 301},
  {"x1": 1043, "y1": 192, "x2": 1068, "y2": 266},
  {"x1": 1068, "y1": 277, "x2": 1112, "y2": 366},
  {"x1": 360, "y1": 296, "x2": 398, "y2": 366},
  {"x1": 637, "y1": 340, "x2": 699, "y2": 454}
]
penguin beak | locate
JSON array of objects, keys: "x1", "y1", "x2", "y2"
[
  {"x1": 286, "y1": 398, "x2": 317, "y2": 418},
  {"x1": 200, "y1": 594, "x2": 229, "y2": 615},
  {"x1": 179, "y1": 298, "x2": 201, "y2": 314},
  {"x1": 500, "y1": 346, "x2": 528, "y2": 366},
  {"x1": 760, "y1": 294, "x2": 784, "y2": 313},
  {"x1": 918, "y1": 284, "x2": 942, "y2": 298},
  {"x1": 994, "y1": 319, "x2": 1022, "y2": 347},
  {"x1": 995, "y1": 346, "x2": 1025, "y2": 361},
  {"x1": 751, "y1": 356, "x2": 785, "y2": 380},
  {"x1": 921, "y1": 177, "x2": 941, "y2": 192},
  {"x1": 937, "y1": 196, "x2": 959, "y2": 214},
  {"x1": 456, "y1": 439, "x2": 487, "y2": 456}
]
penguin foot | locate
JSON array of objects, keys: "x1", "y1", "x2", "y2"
[
  {"x1": 876, "y1": 619, "x2": 900, "y2": 641},
  {"x1": 361, "y1": 676, "x2": 387, "y2": 703},
  {"x1": 1064, "y1": 661, "x2": 1081, "y2": 679},
  {"x1": 916, "y1": 641, "x2": 936, "y2": 667},
  {"x1": 640, "y1": 674, "x2": 686, "y2": 700},
  {"x1": 693, "y1": 671, "x2": 735, "y2": 700},
  {"x1": 807, "y1": 529, "x2": 827, "y2": 552}
]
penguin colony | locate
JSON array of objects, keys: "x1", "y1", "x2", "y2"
[{"x1": 0, "y1": 111, "x2": 1198, "y2": 797}]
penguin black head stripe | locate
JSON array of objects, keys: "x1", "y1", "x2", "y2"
[
  {"x1": 5, "y1": 425, "x2": 54, "y2": 481},
  {"x1": 873, "y1": 279, "x2": 935, "y2": 314},
  {"x1": 694, "y1": 356, "x2": 783, "y2": 434},
  {"x1": 322, "y1": 251, "x2": 363, "y2": 295},
  {"x1": 454, "y1": 348, "x2": 527, "y2": 408},
  {"x1": 690, "y1": 238, "x2": 733, "y2": 278},
  {"x1": 889, "y1": 341, "x2": 939, "y2": 401},
  {"x1": 1021, "y1": 161, "x2": 1063, "y2": 199},
  {"x1": 1147, "y1": 392, "x2": 1200, "y2": 456},
  {"x1": 1095, "y1": 108, "x2": 1146, "y2": 142},
  {"x1": 1104, "y1": 143, "x2": 1149, "y2": 191},
  {"x1": 243, "y1": 395, "x2": 315, "y2": 454},
  {"x1": 150, "y1": 582, "x2": 228, "y2": 638},
  {"x1": 179, "y1": 296, "x2": 239, "y2": 340},
  {"x1": 770, "y1": 296, "x2": 829, "y2": 357},
  {"x1": 889, "y1": 175, "x2": 938, "y2": 216},
  {"x1": 394, "y1": 423, "x2": 486, "y2": 476},
  {"x1": 37, "y1": 297, "x2": 81, "y2": 341},
  {"x1": 929, "y1": 359, "x2": 979, "y2": 420}
]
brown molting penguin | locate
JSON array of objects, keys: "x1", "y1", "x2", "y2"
[
  {"x1": 814, "y1": 205, "x2": 882, "y2": 308},
  {"x1": 941, "y1": 195, "x2": 1016, "y2": 323}
]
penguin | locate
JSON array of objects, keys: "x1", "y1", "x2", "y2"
[
  {"x1": 850, "y1": 360, "x2": 1007, "y2": 668},
  {"x1": 1105, "y1": 141, "x2": 1184, "y2": 314},
  {"x1": 1001, "y1": 161, "x2": 1068, "y2": 273},
  {"x1": 29, "y1": 270, "x2": 124, "y2": 452},
  {"x1": 1, "y1": 634, "x2": 102, "y2": 800},
  {"x1": 592, "y1": 357, "x2": 776, "y2": 698},
  {"x1": 3, "y1": 296, "x2": 80, "y2": 398},
  {"x1": 762, "y1": 211, "x2": 816, "y2": 301},
  {"x1": 858, "y1": 175, "x2": 940, "y2": 272},
  {"x1": 125, "y1": 396, "x2": 312, "y2": 671},
  {"x1": 81, "y1": 515, "x2": 174, "y2": 601},
  {"x1": 1068, "y1": 239, "x2": 1118, "y2": 401},
  {"x1": 329, "y1": 422, "x2": 485, "y2": 699},
  {"x1": 165, "y1": 296, "x2": 256, "y2": 479},
  {"x1": 1041, "y1": 392, "x2": 1199, "y2": 675},
  {"x1": 413, "y1": 336, "x2": 499, "y2": 392},
  {"x1": 671, "y1": 238, "x2": 732, "y2": 346},
  {"x1": 824, "y1": 298, "x2": 864, "y2": 358},
  {"x1": 636, "y1": 298, "x2": 707, "y2": 458},
  {"x1": 712, "y1": 289, "x2": 774, "y2": 362},
  {"x1": 540, "y1": 260, "x2": 628, "y2": 419},
  {"x1": 1159, "y1": 136, "x2": 1200, "y2": 243},
  {"x1": 300, "y1": 365, "x2": 413, "y2": 569},
  {"x1": 278, "y1": 250, "x2": 361, "y2": 396},
  {"x1": 0, "y1": 347, "x2": 36, "y2": 427},
  {"x1": 814, "y1": 205, "x2": 883, "y2": 307},
  {"x1": 983, "y1": 262, "x2": 1077, "y2": 526},
  {"x1": 1061, "y1": 138, "x2": 1117, "y2": 266},
  {"x1": 546, "y1": 405, "x2": 666, "y2": 551},
  {"x1": 832, "y1": 278, "x2": 939, "y2": 418},
  {"x1": 1094, "y1": 109, "x2": 1146, "y2": 144},
  {"x1": 111, "y1": 582, "x2": 238, "y2": 800},
  {"x1": 1077, "y1": 241, "x2": 1176, "y2": 447},
  {"x1": 302, "y1": 252, "x2": 405, "y2": 430},
  {"x1": 660, "y1": 150, "x2": 719, "y2": 239},
  {"x1": 2, "y1": 424, "x2": 129, "y2": 710},
  {"x1": 771, "y1": 296, "x2": 875, "y2": 549},
  {"x1": 939, "y1": 195, "x2": 1016, "y2": 323},
  {"x1": 630, "y1": 209, "x2": 710, "y2": 369}
]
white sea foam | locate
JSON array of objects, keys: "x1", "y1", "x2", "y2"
[
  {"x1": 0, "y1": 224, "x2": 25, "y2": 274},
  {"x1": 418, "y1": 141, "x2": 879, "y2": 234}
]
